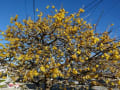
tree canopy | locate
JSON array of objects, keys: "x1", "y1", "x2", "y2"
[{"x1": 0, "y1": 6, "x2": 120, "y2": 89}]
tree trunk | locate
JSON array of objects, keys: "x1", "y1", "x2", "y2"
[
  {"x1": 34, "y1": 82, "x2": 40, "y2": 90},
  {"x1": 44, "y1": 76, "x2": 51, "y2": 90}
]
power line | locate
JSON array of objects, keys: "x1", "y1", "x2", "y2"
[
  {"x1": 33, "y1": 0, "x2": 35, "y2": 21},
  {"x1": 84, "y1": 0, "x2": 98, "y2": 9},
  {"x1": 82, "y1": 0, "x2": 103, "y2": 19},
  {"x1": 85, "y1": 0, "x2": 103, "y2": 13},
  {"x1": 103, "y1": 0, "x2": 120, "y2": 18},
  {"x1": 25, "y1": 0, "x2": 28, "y2": 20},
  {"x1": 83, "y1": 0, "x2": 103, "y2": 22},
  {"x1": 102, "y1": 0, "x2": 120, "y2": 36},
  {"x1": 83, "y1": 3, "x2": 100, "y2": 20},
  {"x1": 95, "y1": 10, "x2": 104, "y2": 33}
]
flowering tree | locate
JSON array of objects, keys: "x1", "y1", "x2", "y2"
[{"x1": 0, "y1": 6, "x2": 120, "y2": 89}]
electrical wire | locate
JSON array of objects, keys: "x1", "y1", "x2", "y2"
[
  {"x1": 84, "y1": 0, "x2": 98, "y2": 9},
  {"x1": 85, "y1": 0, "x2": 103, "y2": 13},
  {"x1": 25, "y1": 0, "x2": 28, "y2": 20},
  {"x1": 33, "y1": 0, "x2": 35, "y2": 21}
]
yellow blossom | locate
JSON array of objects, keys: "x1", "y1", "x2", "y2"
[
  {"x1": 95, "y1": 65, "x2": 99, "y2": 68},
  {"x1": 40, "y1": 66, "x2": 46, "y2": 72},
  {"x1": 10, "y1": 17, "x2": 14, "y2": 23},
  {"x1": 52, "y1": 46, "x2": 57, "y2": 50},
  {"x1": 52, "y1": 5, "x2": 55, "y2": 9},
  {"x1": 46, "y1": 5, "x2": 49, "y2": 9},
  {"x1": 79, "y1": 8, "x2": 85, "y2": 13},
  {"x1": 1, "y1": 32, "x2": 4, "y2": 35},
  {"x1": 52, "y1": 74, "x2": 57, "y2": 78},
  {"x1": 55, "y1": 9, "x2": 57, "y2": 12},
  {"x1": 111, "y1": 23, "x2": 114, "y2": 26},
  {"x1": 36, "y1": 8, "x2": 39, "y2": 12},
  {"x1": 80, "y1": 59, "x2": 85, "y2": 63},
  {"x1": 34, "y1": 70, "x2": 39, "y2": 76},
  {"x1": 14, "y1": 14, "x2": 18, "y2": 21},
  {"x1": 45, "y1": 65, "x2": 49, "y2": 68},
  {"x1": 72, "y1": 68, "x2": 78, "y2": 74},
  {"x1": 72, "y1": 54, "x2": 77, "y2": 59},
  {"x1": 118, "y1": 80, "x2": 120, "y2": 85}
]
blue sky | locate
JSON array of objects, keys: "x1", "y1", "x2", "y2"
[{"x1": 0, "y1": 0, "x2": 120, "y2": 38}]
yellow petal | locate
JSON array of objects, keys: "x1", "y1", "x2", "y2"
[{"x1": 36, "y1": 8, "x2": 39, "y2": 12}]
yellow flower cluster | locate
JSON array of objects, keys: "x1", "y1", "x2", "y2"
[
  {"x1": 40, "y1": 66, "x2": 46, "y2": 72},
  {"x1": 72, "y1": 68, "x2": 78, "y2": 74}
]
